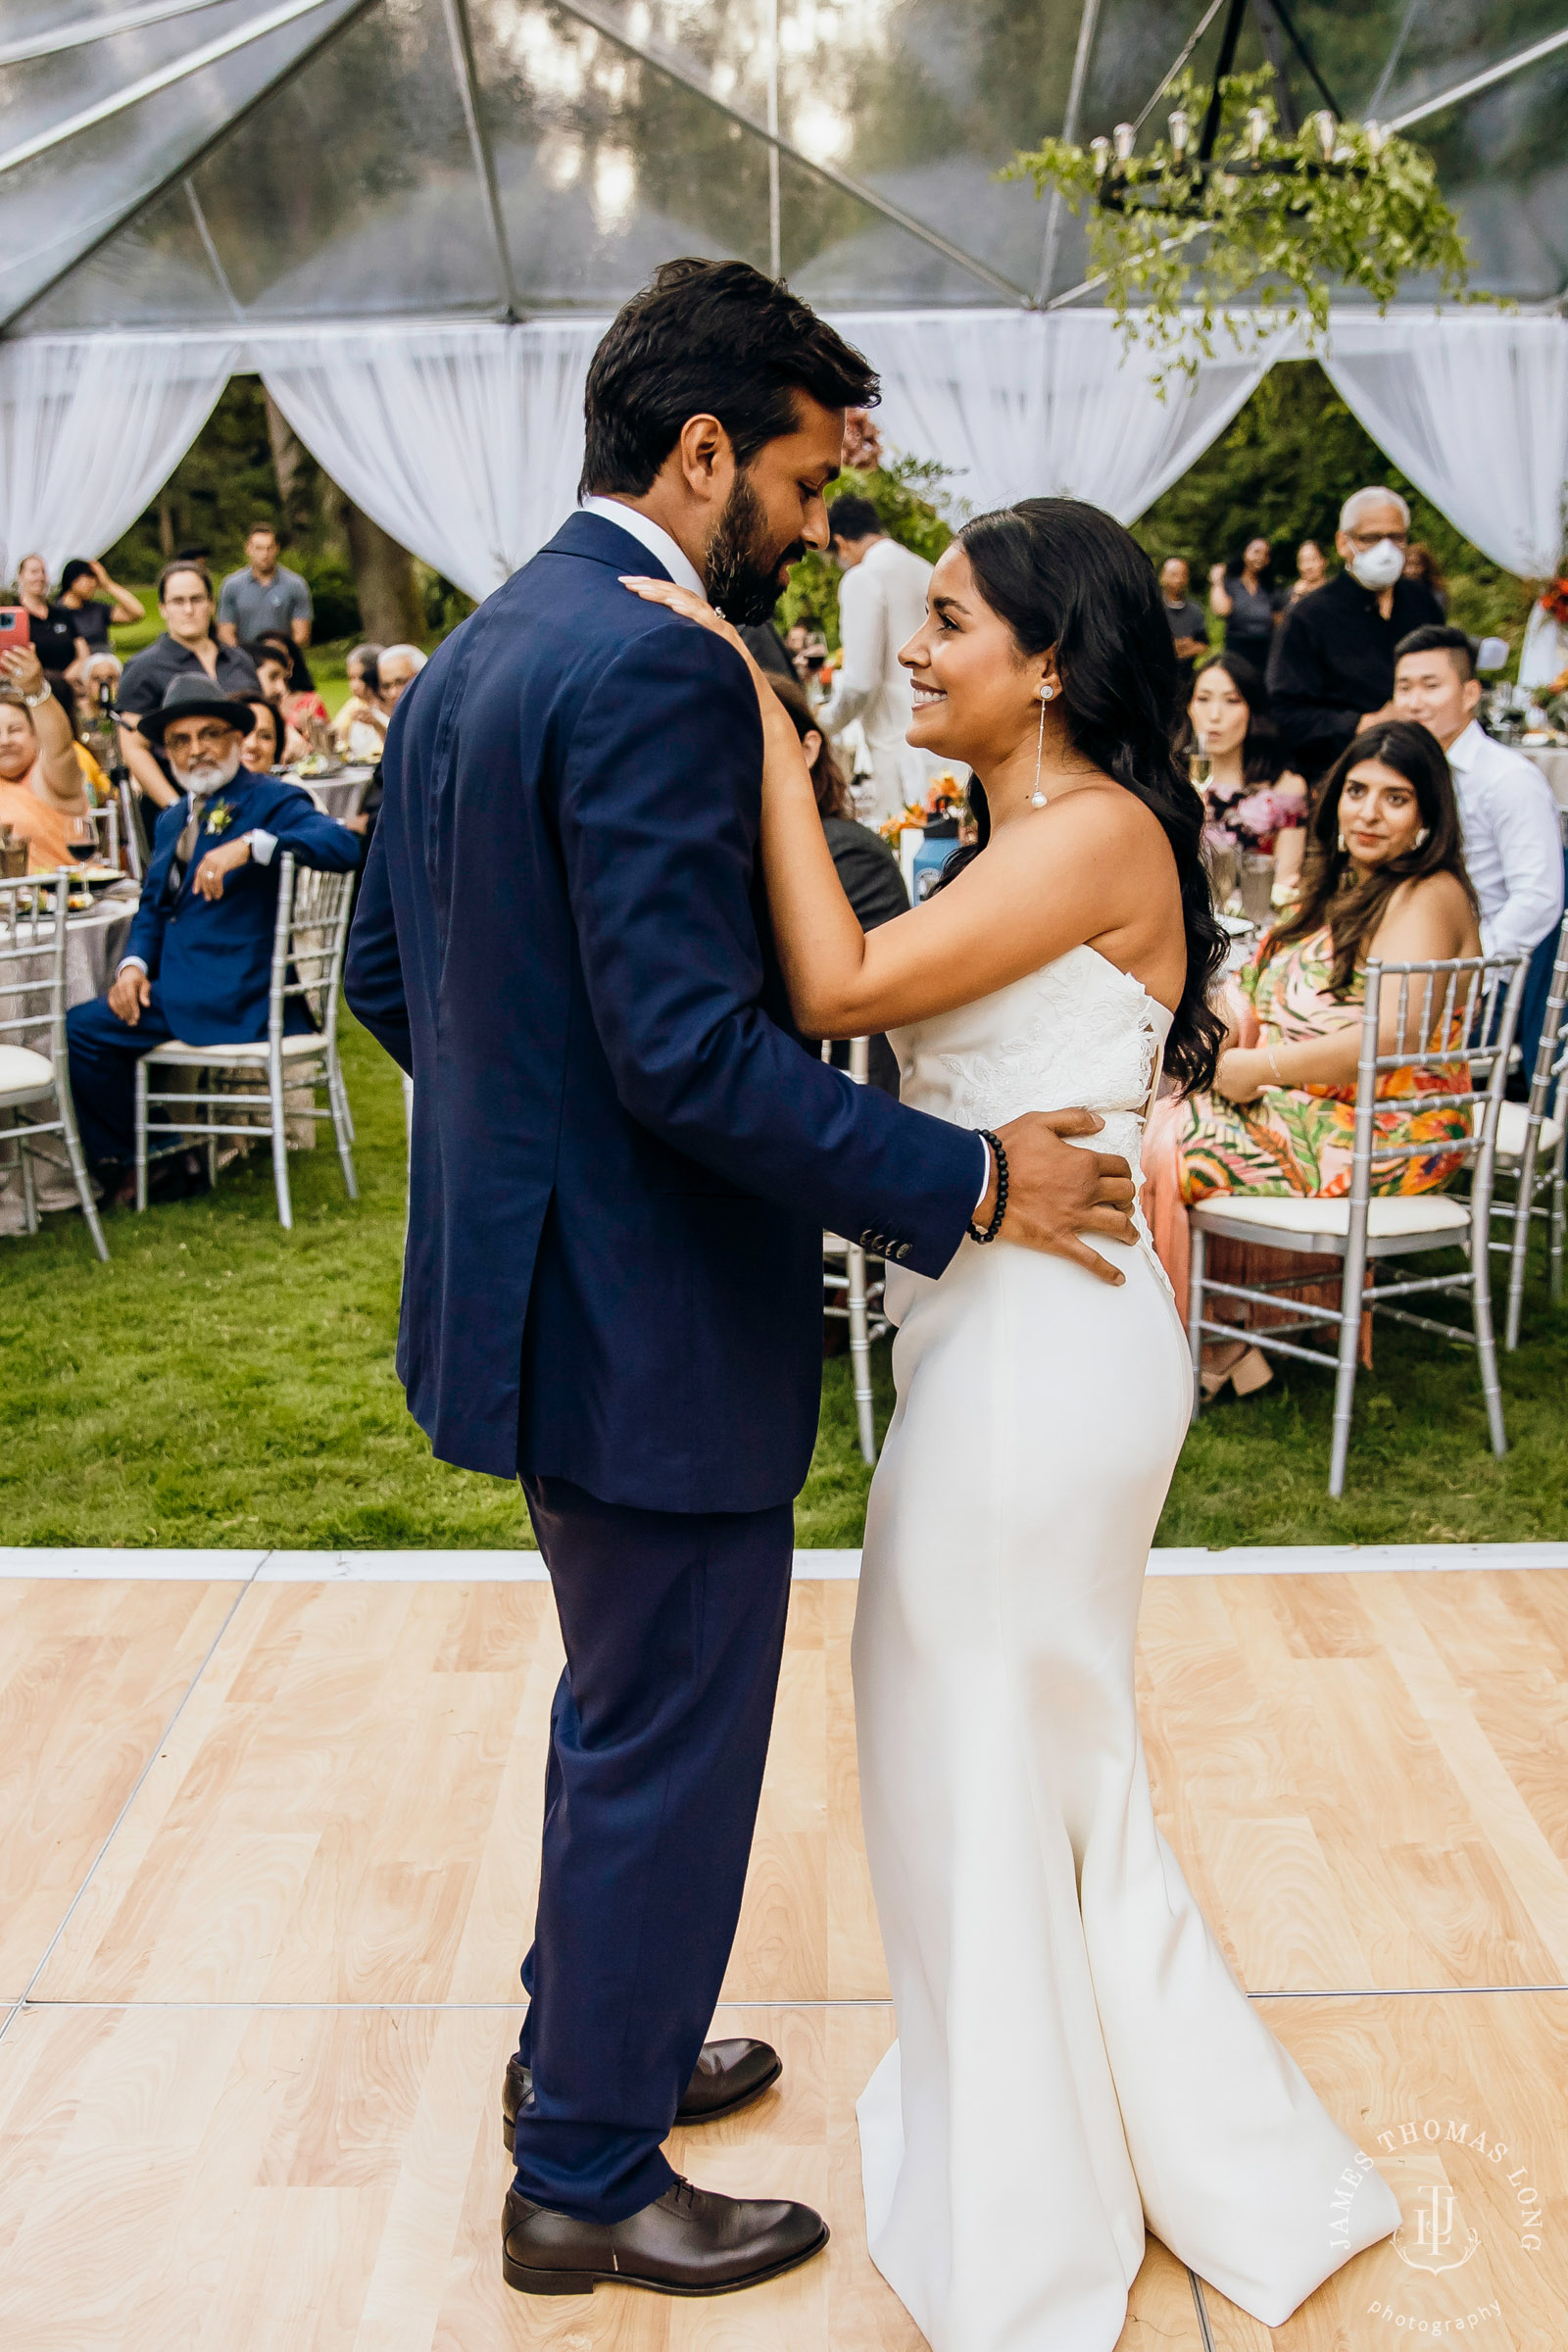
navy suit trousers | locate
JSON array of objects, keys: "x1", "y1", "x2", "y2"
[
  {"x1": 66, "y1": 988, "x2": 180, "y2": 1168},
  {"x1": 512, "y1": 1475, "x2": 794, "y2": 2223}
]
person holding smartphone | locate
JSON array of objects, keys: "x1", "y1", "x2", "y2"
[{"x1": 0, "y1": 639, "x2": 94, "y2": 869}]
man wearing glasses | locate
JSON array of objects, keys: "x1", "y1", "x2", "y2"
[
  {"x1": 1267, "y1": 486, "x2": 1445, "y2": 780},
  {"x1": 116, "y1": 561, "x2": 262, "y2": 810}
]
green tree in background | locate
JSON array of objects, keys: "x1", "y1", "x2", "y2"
[{"x1": 776, "y1": 457, "x2": 956, "y2": 650}]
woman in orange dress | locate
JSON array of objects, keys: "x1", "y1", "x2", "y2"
[
  {"x1": 1145, "y1": 720, "x2": 1482, "y2": 1394},
  {"x1": 0, "y1": 642, "x2": 94, "y2": 870}
]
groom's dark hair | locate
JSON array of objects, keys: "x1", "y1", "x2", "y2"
[{"x1": 579, "y1": 259, "x2": 879, "y2": 499}]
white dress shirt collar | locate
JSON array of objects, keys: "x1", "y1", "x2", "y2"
[
  {"x1": 579, "y1": 496, "x2": 705, "y2": 596},
  {"x1": 1446, "y1": 717, "x2": 1488, "y2": 774}
]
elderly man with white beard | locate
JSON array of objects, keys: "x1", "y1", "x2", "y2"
[{"x1": 66, "y1": 673, "x2": 361, "y2": 1191}]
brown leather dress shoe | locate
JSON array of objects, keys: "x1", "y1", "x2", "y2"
[
  {"x1": 501, "y1": 2036, "x2": 781, "y2": 2152},
  {"x1": 502, "y1": 2177, "x2": 827, "y2": 2296}
]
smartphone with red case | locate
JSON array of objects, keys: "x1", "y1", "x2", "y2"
[{"x1": 0, "y1": 608, "x2": 31, "y2": 653}]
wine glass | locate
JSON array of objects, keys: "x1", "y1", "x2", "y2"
[
  {"x1": 65, "y1": 812, "x2": 99, "y2": 870},
  {"x1": 1187, "y1": 733, "x2": 1212, "y2": 794}
]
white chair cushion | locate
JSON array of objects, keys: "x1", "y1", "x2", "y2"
[
  {"x1": 1194, "y1": 1193, "x2": 1470, "y2": 1242},
  {"x1": 1494, "y1": 1101, "x2": 1563, "y2": 1159},
  {"x1": 0, "y1": 1043, "x2": 55, "y2": 1105},
  {"x1": 145, "y1": 1034, "x2": 327, "y2": 1064}
]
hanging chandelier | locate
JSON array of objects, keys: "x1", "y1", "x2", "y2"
[{"x1": 1007, "y1": 0, "x2": 1480, "y2": 380}]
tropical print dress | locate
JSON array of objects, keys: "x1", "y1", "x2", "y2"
[{"x1": 1179, "y1": 924, "x2": 1471, "y2": 1202}]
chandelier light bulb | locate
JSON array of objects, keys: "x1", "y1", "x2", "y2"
[
  {"x1": 1113, "y1": 121, "x2": 1136, "y2": 165},
  {"x1": 1246, "y1": 106, "x2": 1266, "y2": 160},
  {"x1": 1167, "y1": 107, "x2": 1190, "y2": 159},
  {"x1": 1090, "y1": 134, "x2": 1111, "y2": 178},
  {"x1": 1313, "y1": 108, "x2": 1337, "y2": 161}
]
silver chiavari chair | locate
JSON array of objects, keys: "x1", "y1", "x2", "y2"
[
  {"x1": 0, "y1": 871, "x2": 108, "y2": 1259},
  {"x1": 1492, "y1": 910, "x2": 1568, "y2": 1348},
  {"x1": 133, "y1": 853, "x2": 358, "y2": 1230},
  {"x1": 1188, "y1": 952, "x2": 1527, "y2": 1496},
  {"x1": 821, "y1": 1034, "x2": 887, "y2": 1464}
]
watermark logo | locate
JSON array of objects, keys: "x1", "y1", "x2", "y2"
[{"x1": 1329, "y1": 2109, "x2": 1545, "y2": 2339}]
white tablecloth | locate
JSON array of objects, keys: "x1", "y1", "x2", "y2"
[
  {"x1": 1522, "y1": 745, "x2": 1568, "y2": 809},
  {"x1": 296, "y1": 767, "x2": 372, "y2": 823}
]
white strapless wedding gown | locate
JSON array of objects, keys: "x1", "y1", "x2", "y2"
[{"x1": 855, "y1": 945, "x2": 1399, "y2": 2351}]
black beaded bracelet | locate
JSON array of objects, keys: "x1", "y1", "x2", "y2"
[{"x1": 966, "y1": 1128, "x2": 1007, "y2": 1245}]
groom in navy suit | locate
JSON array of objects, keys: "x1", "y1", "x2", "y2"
[{"x1": 346, "y1": 259, "x2": 1135, "y2": 2300}]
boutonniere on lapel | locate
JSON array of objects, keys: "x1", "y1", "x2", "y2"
[{"x1": 204, "y1": 799, "x2": 236, "y2": 836}]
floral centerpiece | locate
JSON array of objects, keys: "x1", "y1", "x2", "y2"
[
  {"x1": 879, "y1": 774, "x2": 968, "y2": 846},
  {"x1": 1200, "y1": 773, "x2": 1305, "y2": 855}
]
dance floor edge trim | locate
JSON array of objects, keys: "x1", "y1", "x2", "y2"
[{"x1": 0, "y1": 1540, "x2": 1564, "y2": 1579}]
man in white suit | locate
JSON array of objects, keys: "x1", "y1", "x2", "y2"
[{"x1": 818, "y1": 496, "x2": 950, "y2": 825}]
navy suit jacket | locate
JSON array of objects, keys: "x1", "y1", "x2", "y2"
[
  {"x1": 345, "y1": 509, "x2": 980, "y2": 1511},
  {"x1": 126, "y1": 773, "x2": 361, "y2": 1046}
]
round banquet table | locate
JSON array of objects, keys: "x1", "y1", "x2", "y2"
[
  {"x1": 294, "y1": 766, "x2": 372, "y2": 823},
  {"x1": 0, "y1": 882, "x2": 139, "y2": 1233}
]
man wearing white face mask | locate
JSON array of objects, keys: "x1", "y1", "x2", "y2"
[
  {"x1": 65, "y1": 673, "x2": 361, "y2": 1184},
  {"x1": 1268, "y1": 485, "x2": 1445, "y2": 781}
]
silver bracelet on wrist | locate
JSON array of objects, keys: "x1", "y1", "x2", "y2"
[{"x1": 20, "y1": 684, "x2": 51, "y2": 710}]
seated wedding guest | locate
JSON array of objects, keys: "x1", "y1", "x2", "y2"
[
  {"x1": 55, "y1": 558, "x2": 144, "y2": 656},
  {"x1": 1393, "y1": 622, "x2": 1564, "y2": 1084},
  {"x1": 331, "y1": 643, "x2": 388, "y2": 762},
  {"x1": 217, "y1": 524, "x2": 313, "y2": 649},
  {"x1": 1402, "y1": 541, "x2": 1447, "y2": 614},
  {"x1": 1184, "y1": 654, "x2": 1308, "y2": 887},
  {"x1": 1289, "y1": 539, "x2": 1328, "y2": 602},
  {"x1": 13, "y1": 553, "x2": 87, "y2": 682},
  {"x1": 1267, "y1": 486, "x2": 1444, "y2": 780},
  {"x1": 66, "y1": 674, "x2": 361, "y2": 1190},
  {"x1": 1159, "y1": 556, "x2": 1208, "y2": 690},
  {"x1": 1207, "y1": 537, "x2": 1284, "y2": 669},
  {"x1": 377, "y1": 643, "x2": 427, "y2": 711},
  {"x1": 117, "y1": 562, "x2": 261, "y2": 811},
  {"x1": 0, "y1": 640, "x2": 93, "y2": 868},
  {"x1": 254, "y1": 629, "x2": 331, "y2": 733},
  {"x1": 1143, "y1": 721, "x2": 1480, "y2": 1392},
  {"x1": 768, "y1": 673, "x2": 907, "y2": 1095},
  {"x1": 240, "y1": 696, "x2": 284, "y2": 774},
  {"x1": 240, "y1": 640, "x2": 310, "y2": 761}
]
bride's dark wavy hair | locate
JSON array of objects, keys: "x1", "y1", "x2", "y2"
[{"x1": 937, "y1": 497, "x2": 1226, "y2": 1094}]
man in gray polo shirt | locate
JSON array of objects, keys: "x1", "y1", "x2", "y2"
[{"x1": 217, "y1": 524, "x2": 313, "y2": 649}]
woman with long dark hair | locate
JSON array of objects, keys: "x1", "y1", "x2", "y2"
[
  {"x1": 624, "y1": 497, "x2": 1398, "y2": 2348},
  {"x1": 1179, "y1": 718, "x2": 1480, "y2": 1209}
]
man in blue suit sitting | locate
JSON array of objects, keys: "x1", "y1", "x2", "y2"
[
  {"x1": 68, "y1": 672, "x2": 361, "y2": 1186},
  {"x1": 345, "y1": 259, "x2": 1135, "y2": 2301}
]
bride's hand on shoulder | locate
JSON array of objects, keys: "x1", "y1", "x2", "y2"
[{"x1": 620, "y1": 576, "x2": 759, "y2": 674}]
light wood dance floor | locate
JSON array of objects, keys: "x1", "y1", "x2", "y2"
[{"x1": 1, "y1": 1568, "x2": 1565, "y2": 2348}]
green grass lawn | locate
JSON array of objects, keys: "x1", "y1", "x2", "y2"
[{"x1": 2, "y1": 1011, "x2": 1564, "y2": 1550}]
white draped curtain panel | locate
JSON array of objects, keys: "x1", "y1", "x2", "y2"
[
  {"x1": 1322, "y1": 311, "x2": 1568, "y2": 579},
  {"x1": 258, "y1": 320, "x2": 608, "y2": 603},
  {"x1": 0, "y1": 330, "x2": 240, "y2": 583},
  {"x1": 835, "y1": 310, "x2": 1281, "y2": 525},
  {"x1": 2, "y1": 311, "x2": 1564, "y2": 601}
]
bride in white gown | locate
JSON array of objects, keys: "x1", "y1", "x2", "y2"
[{"x1": 625, "y1": 497, "x2": 1400, "y2": 2350}]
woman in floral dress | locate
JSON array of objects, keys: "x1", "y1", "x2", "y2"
[{"x1": 1173, "y1": 720, "x2": 1481, "y2": 1390}]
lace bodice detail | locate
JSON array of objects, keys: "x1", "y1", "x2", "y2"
[{"x1": 888, "y1": 945, "x2": 1172, "y2": 1189}]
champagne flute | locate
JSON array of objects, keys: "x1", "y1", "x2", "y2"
[{"x1": 1188, "y1": 733, "x2": 1212, "y2": 794}]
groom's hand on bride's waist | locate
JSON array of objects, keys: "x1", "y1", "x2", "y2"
[{"x1": 981, "y1": 1110, "x2": 1137, "y2": 1286}]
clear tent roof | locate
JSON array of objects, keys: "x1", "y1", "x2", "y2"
[{"x1": 3, "y1": 0, "x2": 1566, "y2": 338}]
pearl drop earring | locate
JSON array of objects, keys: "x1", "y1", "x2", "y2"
[
  {"x1": 1030, "y1": 685, "x2": 1052, "y2": 808},
  {"x1": 1415, "y1": 826, "x2": 1430, "y2": 847},
  {"x1": 1337, "y1": 829, "x2": 1348, "y2": 853}
]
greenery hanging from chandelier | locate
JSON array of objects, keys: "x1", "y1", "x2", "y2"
[{"x1": 1007, "y1": 62, "x2": 1483, "y2": 381}]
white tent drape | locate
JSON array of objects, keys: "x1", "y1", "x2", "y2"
[
  {"x1": 836, "y1": 310, "x2": 1280, "y2": 524},
  {"x1": 0, "y1": 330, "x2": 239, "y2": 582},
  {"x1": 1323, "y1": 312, "x2": 1568, "y2": 578},
  {"x1": 4, "y1": 310, "x2": 1564, "y2": 602},
  {"x1": 258, "y1": 320, "x2": 608, "y2": 603}
]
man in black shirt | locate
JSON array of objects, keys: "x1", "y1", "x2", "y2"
[
  {"x1": 1158, "y1": 557, "x2": 1208, "y2": 693},
  {"x1": 1267, "y1": 486, "x2": 1444, "y2": 779},
  {"x1": 117, "y1": 561, "x2": 260, "y2": 808}
]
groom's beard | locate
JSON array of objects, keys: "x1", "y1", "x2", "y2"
[{"x1": 704, "y1": 470, "x2": 804, "y2": 626}]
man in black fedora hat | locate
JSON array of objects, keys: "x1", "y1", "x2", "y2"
[{"x1": 66, "y1": 672, "x2": 362, "y2": 1188}]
